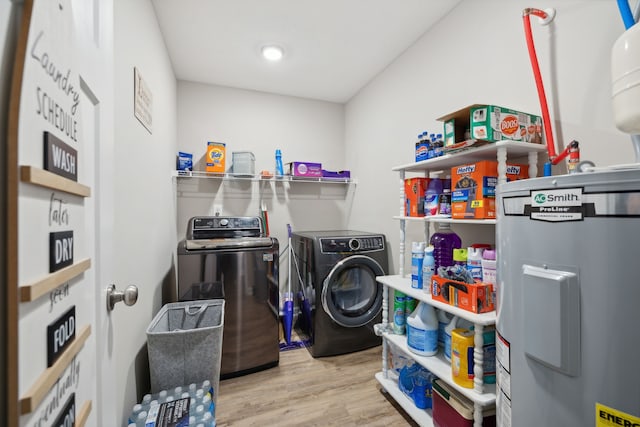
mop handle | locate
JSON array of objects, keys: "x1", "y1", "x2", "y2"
[{"x1": 287, "y1": 224, "x2": 292, "y2": 294}]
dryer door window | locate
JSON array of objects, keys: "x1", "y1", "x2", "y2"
[{"x1": 321, "y1": 255, "x2": 384, "y2": 327}]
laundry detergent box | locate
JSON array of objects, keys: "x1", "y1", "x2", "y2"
[
  {"x1": 404, "y1": 177, "x2": 430, "y2": 217},
  {"x1": 287, "y1": 161, "x2": 322, "y2": 177},
  {"x1": 177, "y1": 151, "x2": 193, "y2": 171},
  {"x1": 437, "y1": 104, "x2": 543, "y2": 147},
  {"x1": 206, "y1": 141, "x2": 226, "y2": 173},
  {"x1": 450, "y1": 160, "x2": 528, "y2": 219}
]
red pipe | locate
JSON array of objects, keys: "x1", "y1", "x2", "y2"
[{"x1": 523, "y1": 8, "x2": 557, "y2": 161}]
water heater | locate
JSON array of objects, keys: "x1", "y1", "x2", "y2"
[{"x1": 495, "y1": 168, "x2": 640, "y2": 426}]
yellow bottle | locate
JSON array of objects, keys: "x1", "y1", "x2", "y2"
[{"x1": 451, "y1": 328, "x2": 475, "y2": 388}]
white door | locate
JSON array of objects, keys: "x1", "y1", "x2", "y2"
[{"x1": 9, "y1": 0, "x2": 118, "y2": 426}]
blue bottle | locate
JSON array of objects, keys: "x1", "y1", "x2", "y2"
[
  {"x1": 411, "y1": 242, "x2": 425, "y2": 289},
  {"x1": 275, "y1": 149, "x2": 284, "y2": 177},
  {"x1": 424, "y1": 178, "x2": 443, "y2": 217},
  {"x1": 422, "y1": 245, "x2": 435, "y2": 292}
]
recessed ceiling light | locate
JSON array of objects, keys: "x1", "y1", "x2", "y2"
[{"x1": 261, "y1": 45, "x2": 284, "y2": 61}]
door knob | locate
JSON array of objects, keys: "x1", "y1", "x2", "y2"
[{"x1": 106, "y1": 284, "x2": 138, "y2": 312}]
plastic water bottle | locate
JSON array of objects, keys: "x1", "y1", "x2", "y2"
[
  {"x1": 436, "y1": 133, "x2": 445, "y2": 157},
  {"x1": 135, "y1": 411, "x2": 148, "y2": 427},
  {"x1": 422, "y1": 246, "x2": 435, "y2": 294},
  {"x1": 430, "y1": 223, "x2": 462, "y2": 272},
  {"x1": 428, "y1": 134, "x2": 437, "y2": 158},
  {"x1": 275, "y1": 149, "x2": 284, "y2": 178},
  {"x1": 406, "y1": 302, "x2": 438, "y2": 356},
  {"x1": 411, "y1": 241, "x2": 426, "y2": 289}
]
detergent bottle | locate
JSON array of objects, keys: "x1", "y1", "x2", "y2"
[
  {"x1": 444, "y1": 316, "x2": 473, "y2": 361},
  {"x1": 430, "y1": 222, "x2": 462, "y2": 272},
  {"x1": 406, "y1": 302, "x2": 438, "y2": 356},
  {"x1": 467, "y1": 246, "x2": 484, "y2": 280}
]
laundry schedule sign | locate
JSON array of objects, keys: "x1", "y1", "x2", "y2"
[
  {"x1": 13, "y1": 0, "x2": 97, "y2": 425},
  {"x1": 44, "y1": 131, "x2": 78, "y2": 181}
]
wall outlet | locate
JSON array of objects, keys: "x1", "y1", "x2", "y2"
[{"x1": 213, "y1": 204, "x2": 223, "y2": 216}]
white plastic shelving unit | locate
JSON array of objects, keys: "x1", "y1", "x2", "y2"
[{"x1": 375, "y1": 140, "x2": 546, "y2": 427}]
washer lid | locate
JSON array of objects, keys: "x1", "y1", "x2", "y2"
[{"x1": 185, "y1": 237, "x2": 274, "y2": 250}]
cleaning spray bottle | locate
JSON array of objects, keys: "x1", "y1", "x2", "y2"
[
  {"x1": 275, "y1": 149, "x2": 284, "y2": 178},
  {"x1": 411, "y1": 241, "x2": 426, "y2": 289},
  {"x1": 393, "y1": 291, "x2": 406, "y2": 334},
  {"x1": 422, "y1": 245, "x2": 435, "y2": 294}
]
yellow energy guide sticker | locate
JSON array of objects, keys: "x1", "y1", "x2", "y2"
[
  {"x1": 596, "y1": 403, "x2": 640, "y2": 427},
  {"x1": 471, "y1": 200, "x2": 483, "y2": 208}
]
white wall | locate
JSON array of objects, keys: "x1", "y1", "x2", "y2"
[
  {"x1": 0, "y1": 0, "x2": 20, "y2": 420},
  {"x1": 176, "y1": 82, "x2": 348, "y2": 294},
  {"x1": 114, "y1": 0, "x2": 177, "y2": 422},
  {"x1": 345, "y1": 0, "x2": 633, "y2": 274}
]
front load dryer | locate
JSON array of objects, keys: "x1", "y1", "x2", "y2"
[{"x1": 292, "y1": 230, "x2": 388, "y2": 357}]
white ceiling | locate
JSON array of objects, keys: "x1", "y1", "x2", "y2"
[{"x1": 150, "y1": 0, "x2": 461, "y2": 103}]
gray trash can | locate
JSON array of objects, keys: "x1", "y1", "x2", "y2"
[{"x1": 146, "y1": 299, "x2": 224, "y2": 401}]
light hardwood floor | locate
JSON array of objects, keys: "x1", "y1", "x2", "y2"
[{"x1": 215, "y1": 345, "x2": 419, "y2": 426}]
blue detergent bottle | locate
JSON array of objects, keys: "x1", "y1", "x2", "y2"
[{"x1": 424, "y1": 178, "x2": 443, "y2": 216}]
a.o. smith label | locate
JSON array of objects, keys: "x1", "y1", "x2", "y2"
[
  {"x1": 530, "y1": 188, "x2": 583, "y2": 222},
  {"x1": 596, "y1": 402, "x2": 640, "y2": 427}
]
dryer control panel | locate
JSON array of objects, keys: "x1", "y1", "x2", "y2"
[{"x1": 319, "y1": 236, "x2": 385, "y2": 253}]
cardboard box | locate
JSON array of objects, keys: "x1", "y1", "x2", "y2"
[
  {"x1": 415, "y1": 141, "x2": 429, "y2": 162},
  {"x1": 287, "y1": 162, "x2": 322, "y2": 177},
  {"x1": 205, "y1": 142, "x2": 226, "y2": 173},
  {"x1": 177, "y1": 151, "x2": 193, "y2": 171},
  {"x1": 450, "y1": 160, "x2": 528, "y2": 219},
  {"x1": 431, "y1": 275, "x2": 494, "y2": 313},
  {"x1": 437, "y1": 104, "x2": 544, "y2": 147},
  {"x1": 404, "y1": 178, "x2": 430, "y2": 217}
]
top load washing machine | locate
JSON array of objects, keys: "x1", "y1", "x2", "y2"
[
  {"x1": 177, "y1": 216, "x2": 279, "y2": 378},
  {"x1": 292, "y1": 230, "x2": 388, "y2": 357}
]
